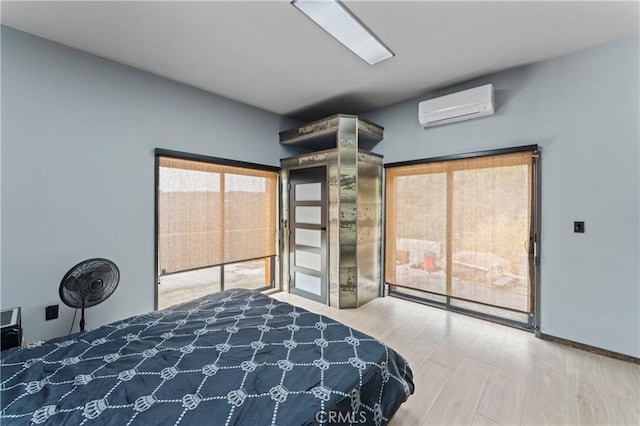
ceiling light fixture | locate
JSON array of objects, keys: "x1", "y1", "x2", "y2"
[{"x1": 291, "y1": 0, "x2": 394, "y2": 65}]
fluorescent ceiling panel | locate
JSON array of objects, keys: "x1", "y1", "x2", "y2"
[{"x1": 292, "y1": 0, "x2": 394, "y2": 65}]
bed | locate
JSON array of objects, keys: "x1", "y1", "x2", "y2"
[{"x1": 1, "y1": 289, "x2": 414, "y2": 425}]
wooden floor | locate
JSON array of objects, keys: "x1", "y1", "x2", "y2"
[{"x1": 271, "y1": 292, "x2": 640, "y2": 426}]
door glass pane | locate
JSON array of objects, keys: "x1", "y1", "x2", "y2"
[
  {"x1": 295, "y1": 228, "x2": 321, "y2": 248},
  {"x1": 295, "y1": 182, "x2": 322, "y2": 201},
  {"x1": 451, "y1": 165, "x2": 530, "y2": 312},
  {"x1": 392, "y1": 173, "x2": 447, "y2": 295},
  {"x1": 295, "y1": 250, "x2": 321, "y2": 271},
  {"x1": 295, "y1": 206, "x2": 321, "y2": 224},
  {"x1": 295, "y1": 272, "x2": 322, "y2": 295}
]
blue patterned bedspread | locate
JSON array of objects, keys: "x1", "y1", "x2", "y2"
[{"x1": 1, "y1": 289, "x2": 413, "y2": 425}]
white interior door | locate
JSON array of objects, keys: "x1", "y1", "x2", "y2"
[{"x1": 289, "y1": 166, "x2": 327, "y2": 303}]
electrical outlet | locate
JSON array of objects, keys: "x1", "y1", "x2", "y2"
[
  {"x1": 45, "y1": 304, "x2": 59, "y2": 321},
  {"x1": 574, "y1": 221, "x2": 585, "y2": 233}
]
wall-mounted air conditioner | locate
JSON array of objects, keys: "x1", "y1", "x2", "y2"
[{"x1": 418, "y1": 84, "x2": 494, "y2": 128}]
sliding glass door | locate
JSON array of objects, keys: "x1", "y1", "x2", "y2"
[
  {"x1": 155, "y1": 151, "x2": 279, "y2": 310},
  {"x1": 385, "y1": 147, "x2": 539, "y2": 328}
]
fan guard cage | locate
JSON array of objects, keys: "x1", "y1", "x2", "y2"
[{"x1": 59, "y1": 258, "x2": 120, "y2": 309}]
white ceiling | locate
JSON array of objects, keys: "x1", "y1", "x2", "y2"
[{"x1": 2, "y1": 1, "x2": 639, "y2": 122}]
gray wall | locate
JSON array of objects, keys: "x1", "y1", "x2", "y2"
[
  {"x1": 363, "y1": 36, "x2": 640, "y2": 358},
  {"x1": 2, "y1": 25, "x2": 638, "y2": 358},
  {"x1": 0, "y1": 27, "x2": 297, "y2": 342}
]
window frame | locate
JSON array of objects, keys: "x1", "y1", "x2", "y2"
[
  {"x1": 384, "y1": 144, "x2": 541, "y2": 330},
  {"x1": 154, "y1": 148, "x2": 280, "y2": 310}
]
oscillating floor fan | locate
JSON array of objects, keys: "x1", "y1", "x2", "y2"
[{"x1": 59, "y1": 258, "x2": 120, "y2": 332}]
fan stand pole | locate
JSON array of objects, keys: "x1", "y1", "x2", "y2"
[{"x1": 80, "y1": 299, "x2": 86, "y2": 332}]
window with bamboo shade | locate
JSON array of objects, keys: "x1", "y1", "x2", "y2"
[
  {"x1": 158, "y1": 156, "x2": 277, "y2": 276},
  {"x1": 385, "y1": 150, "x2": 535, "y2": 315}
]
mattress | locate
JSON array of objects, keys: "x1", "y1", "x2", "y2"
[{"x1": 1, "y1": 289, "x2": 414, "y2": 425}]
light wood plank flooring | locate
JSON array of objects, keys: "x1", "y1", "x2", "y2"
[{"x1": 271, "y1": 292, "x2": 640, "y2": 426}]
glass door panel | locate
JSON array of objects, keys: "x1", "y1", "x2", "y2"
[
  {"x1": 392, "y1": 173, "x2": 447, "y2": 295},
  {"x1": 294, "y1": 272, "x2": 322, "y2": 296},
  {"x1": 294, "y1": 206, "x2": 322, "y2": 224},
  {"x1": 385, "y1": 150, "x2": 536, "y2": 328},
  {"x1": 451, "y1": 165, "x2": 531, "y2": 312},
  {"x1": 295, "y1": 229, "x2": 322, "y2": 248}
]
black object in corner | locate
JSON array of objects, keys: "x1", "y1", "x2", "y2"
[{"x1": 1, "y1": 307, "x2": 22, "y2": 350}]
